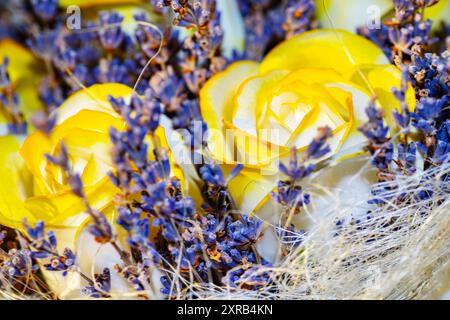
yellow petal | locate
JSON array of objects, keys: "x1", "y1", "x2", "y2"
[
  {"x1": 349, "y1": 64, "x2": 416, "y2": 129},
  {"x1": 52, "y1": 109, "x2": 125, "y2": 142},
  {"x1": 20, "y1": 131, "x2": 54, "y2": 195},
  {"x1": 316, "y1": 0, "x2": 393, "y2": 32},
  {"x1": 0, "y1": 136, "x2": 35, "y2": 229},
  {"x1": 224, "y1": 119, "x2": 291, "y2": 169},
  {"x1": 259, "y1": 29, "x2": 389, "y2": 76},
  {"x1": 233, "y1": 70, "x2": 290, "y2": 136},
  {"x1": 25, "y1": 176, "x2": 117, "y2": 226},
  {"x1": 226, "y1": 165, "x2": 279, "y2": 216},
  {"x1": 55, "y1": 83, "x2": 133, "y2": 124},
  {"x1": 0, "y1": 39, "x2": 41, "y2": 84},
  {"x1": 288, "y1": 103, "x2": 345, "y2": 149},
  {"x1": 201, "y1": 61, "x2": 260, "y2": 132},
  {"x1": 265, "y1": 71, "x2": 352, "y2": 147},
  {"x1": 200, "y1": 61, "x2": 259, "y2": 163},
  {"x1": 277, "y1": 68, "x2": 354, "y2": 119},
  {"x1": 81, "y1": 154, "x2": 112, "y2": 187},
  {"x1": 59, "y1": 128, "x2": 114, "y2": 168},
  {"x1": 424, "y1": 0, "x2": 450, "y2": 28},
  {"x1": 279, "y1": 68, "x2": 379, "y2": 128}
]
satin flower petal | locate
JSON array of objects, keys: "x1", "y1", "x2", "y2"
[{"x1": 259, "y1": 29, "x2": 389, "y2": 76}]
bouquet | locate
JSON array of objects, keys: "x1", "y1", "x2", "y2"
[{"x1": 0, "y1": 0, "x2": 448, "y2": 300}]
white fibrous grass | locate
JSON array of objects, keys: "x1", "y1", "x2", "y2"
[
  {"x1": 1, "y1": 160, "x2": 448, "y2": 300},
  {"x1": 184, "y1": 161, "x2": 450, "y2": 300}
]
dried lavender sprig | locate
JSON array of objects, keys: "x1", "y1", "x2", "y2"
[
  {"x1": 0, "y1": 220, "x2": 97, "y2": 298},
  {"x1": 22, "y1": 7, "x2": 160, "y2": 111},
  {"x1": 358, "y1": 0, "x2": 439, "y2": 64},
  {"x1": 359, "y1": 100, "x2": 394, "y2": 172},
  {"x1": 138, "y1": 1, "x2": 268, "y2": 284},
  {"x1": 274, "y1": 127, "x2": 333, "y2": 212},
  {"x1": 23, "y1": 219, "x2": 111, "y2": 298},
  {"x1": 81, "y1": 268, "x2": 111, "y2": 298},
  {"x1": 0, "y1": 247, "x2": 37, "y2": 279},
  {"x1": 272, "y1": 127, "x2": 333, "y2": 253},
  {"x1": 238, "y1": 0, "x2": 316, "y2": 60},
  {"x1": 409, "y1": 51, "x2": 449, "y2": 166},
  {"x1": 283, "y1": 0, "x2": 316, "y2": 39},
  {"x1": 31, "y1": 0, "x2": 58, "y2": 23},
  {"x1": 108, "y1": 93, "x2": 267, "y2": 294},
  {"x1": 45, "y1": 142, "x2": 131, "y2": 266},
  {"x1": 108, "y1": 93, "x2": 188, "y2": 293},
  {"x1": 21, "y1": 220, "x2": 94, "y2": 286},
  {"x1": 0, "y1": 57, "x2": 27, "y2": 134},
  {"x1": 0, "y1": 226, "x2": 45, "y2": 294}
]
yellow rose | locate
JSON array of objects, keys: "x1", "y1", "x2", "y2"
[
  {"x1": 200, "y1": 29, "x2": 415, "y2": 216},
  {"x1": 0, "y1": 83, "x2": 181, "y2": 236},
  {"x1": 0, "y1": 83, "x2": 183, "y2": 298},
  {"x1": 317, "y1": 0, "x2": 450, "y2": 32}
]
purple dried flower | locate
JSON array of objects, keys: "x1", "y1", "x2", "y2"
[
  {"x1": 31, "y1": 0, "x2": 58, "y2": 22},
  {"x1": 2, "y1": 249, "x2": 38, "y2": 278},
  {"x1": 435, "y1": 120, "x2": 450, "y2": 164},
  {"x1": 82, "y1": 268, "x2": 111, "y2": 298},
  {"x1": 283, "y1": 0, "x2": 315, "y2": 38},
  {"x1": 98, "y1": 11, "x2": 125, "y2": 52},
  {"x1": 359, "y1": 102, "x2": 393, "y2": 171},
  {"x1": 0, "y1": 57, "x2": 27, "y2": 134},
  {"x1": 307, "y1": 126, "x2": 333, "y2": 159},
  {"x1": 23, "y1": 220, "x2": 77, "y2": 276}
]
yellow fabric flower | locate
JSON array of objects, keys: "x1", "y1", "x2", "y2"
[
  {"x1": 317, "y1": 0, "x2": 450, "y2": 32},
  {"x1": 0, "y1": 83, "x2": 181, "y2": 236},
  {"x1": 200, "y1": 29, "x2": 415, "y2": 215}
]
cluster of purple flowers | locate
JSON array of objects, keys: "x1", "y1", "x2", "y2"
[
  {"x1": 409, "y1": 52, "x2": 450, "y2": 165},
  {"x1": 107, "y1": 93, "x2": 269, "y2": 296},
  {"x1": 2, "y1": 0, "x2": 225, "y2": 118},
  {"x1": 358, "y1": 0, "x2": 440, "y2": 63},
  {"x1": 24, "y1": 6, "x2": 146, "y2": 110},
  {"x1": 238, "y1": 0, "x2": 316, "y2": 60},
  {"x1": 0, "y1": 220, "x2": 77, "y2": 298},
  {"x1": 359, "y1": 101, "x2": 394, "y2": 172},
  {"x1": 23, "y1": 220, "x2": 77, "y2": 276},
  {"x1": 0, "y1": 227, "x2": 36, "y2": 290},
  {"x1": 274, "y1": 127, "x2": 332, "y2": 212},
  {"x1": 271, "y1": 127, "x2": 333, "y2": 250},
  {"x1": 357, "y1": 0, "x2": 449, "y2": 205}
]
